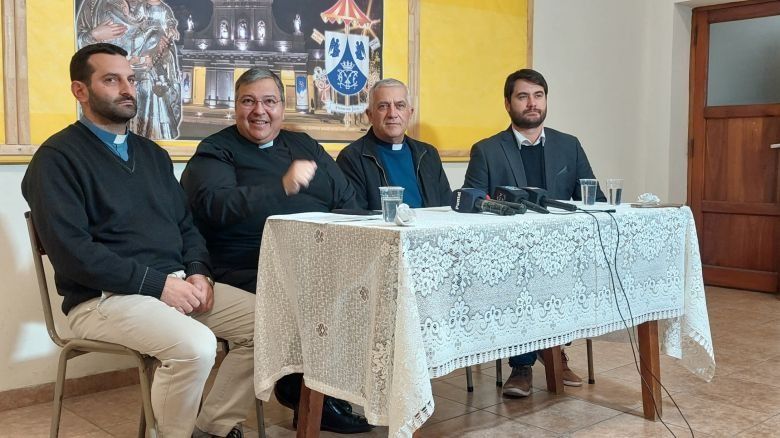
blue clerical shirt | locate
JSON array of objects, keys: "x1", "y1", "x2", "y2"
[
  {"x1": 375, "y1": 141, "x2": 423, "y2": 208},
  {"x1": 80, "y1": 117, "x2": 129, "y2": 161}
]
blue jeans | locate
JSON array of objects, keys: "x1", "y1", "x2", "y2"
[{"x1": 508, "y1": 351, "x2": 537, "y2": 368}]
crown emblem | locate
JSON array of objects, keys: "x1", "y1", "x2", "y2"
[{"x1": 340, "y1": 60, "x2": 354, "y2": 71}]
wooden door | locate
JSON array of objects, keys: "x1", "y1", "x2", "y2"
[{"x1": 689, "y1": 1, "x2": 780, "y2": 293}]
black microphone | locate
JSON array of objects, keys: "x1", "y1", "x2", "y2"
[
  {"x1": 521, "y1": 187, "x2": 578, "y2": 211},
  {"x1": 493, "y1": 186, "x2": 549, "y2": 214},
  {"x1": 491, "y1": 199, "x2": 528, "y2": 214},
  {"x1": 451, "y1": 188, "x2": 518, "y2": 216}
]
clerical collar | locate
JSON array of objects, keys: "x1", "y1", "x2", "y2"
[
  {"x1": 80, "y1": 116, "x2": 130, "y2": 161},
  {"x1": 512, "y1": 127, "x2": 545, "y2": 148},
  {"x1": 258, "y1": 140, "x2": 273, "y2": 149},
  {"x1": 375, "y1": 137, "x2": 405, "y2": 151}
]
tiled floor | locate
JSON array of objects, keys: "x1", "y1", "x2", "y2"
[{"x1": 2, "y1": 287, "x2": 779, "y2": 437}]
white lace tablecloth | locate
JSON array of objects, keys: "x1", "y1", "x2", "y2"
[{"x1": 253, "y1": 205, "x2": 714, "y2": 437}]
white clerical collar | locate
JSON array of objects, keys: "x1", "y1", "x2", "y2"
[
  {"x1": 512, "y1": 127, "x2": 545, "y2": 148},
  {"x1": 258, "y1": 140, "x2": 273, "y2": 149},
  {"x1": 391, "y1": 143, "x2": 403, "y2": 151}
]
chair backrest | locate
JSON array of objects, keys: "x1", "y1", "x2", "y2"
[{"x1": 25, "y1": 211, "x2": 67, "y2": 348}]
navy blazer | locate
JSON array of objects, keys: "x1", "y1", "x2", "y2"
[{"x1": 463, "y1": 127, "x2": 606, "y2": 202}]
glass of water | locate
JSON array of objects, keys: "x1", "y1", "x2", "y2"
[
  {"x1": 579, "y1": 179, "x2": 598, "y2": 205},
  {"x1": 379, "y1": 186, "x2": 405, "y2": 222},
  {"x1": 606, "y1": 178, "x2": 624, "y2": 205}
]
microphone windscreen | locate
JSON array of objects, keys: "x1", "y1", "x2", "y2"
[
  {"x1": 451, "y1": 188, "x2": 487, "y2": 213},
  {"x1": 494, "y1": 186, "x2": 529, "y2": 203},
  {"x1": 521, "y1": 187, "x2": 548, "y2": 204}
]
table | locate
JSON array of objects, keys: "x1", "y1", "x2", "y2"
[{"x1": 253, "y1": 204, "x2": 715, "y2": 437}]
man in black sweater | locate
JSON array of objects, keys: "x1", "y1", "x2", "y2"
[
  {"x1": 22, "y1": 44, "x2": 255, "y2": 438},
  {"x1": 336, "y1": 78, "x2": 451, "y2": 210},
  {"x1": 180, "y1": 68, "x2": 370, "y2": 434}
]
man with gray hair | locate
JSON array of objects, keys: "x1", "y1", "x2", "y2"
[
  {"x1": 337, "y1": 78, "x2": 451, "y2": 210},
  {"x1": 181, "y1": 68, "x2": 371, "y2": 434}
]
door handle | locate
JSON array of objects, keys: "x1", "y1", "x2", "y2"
[{"x1": 772, "y1": 144, "x2": 780, "y2": 149}]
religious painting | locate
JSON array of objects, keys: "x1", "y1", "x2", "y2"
[{"x1": 74, "y1": 0, "x2": 384, "y2": 142}]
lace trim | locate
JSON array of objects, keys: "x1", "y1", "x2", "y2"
[{"x1": 429, "y1": 308, "x2": 683, "y2": 378}]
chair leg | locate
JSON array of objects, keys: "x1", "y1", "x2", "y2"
[
  {"x1": 586, "y1": 339, "x2": 595, "y2": 384},
  {"x1": 51, "y1": 348, "x2": 72, "y2": 438},
  {"x1": 465, "y1": 366, "x2": 474, "y2": 392},
  {"x1": 255, "y1": 398, "x2": 266, "y2": 438},
  {"x1": 136, "y1": 356, "x2": 157, "y2": 438},
  {"x1": 495, "y1": 359, "x2": 503, "y2": 387}
]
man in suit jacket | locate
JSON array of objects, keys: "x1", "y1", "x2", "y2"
[{"x1": 464, "y1": 68, "x2": 605, "y2": 398}]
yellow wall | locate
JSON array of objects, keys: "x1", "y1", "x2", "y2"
[
  {"x1": 419, "y1": 0, "x2": 528, "y2": 154},
  {"x1": 27, "y1": 0, "x2": 76, "y2": 145}
]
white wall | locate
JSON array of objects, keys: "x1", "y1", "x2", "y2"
[
  {"x1": 0, "y1": 0, "x2": 739, "y2": 394},
  {"x1": 532, "y1": 0, "x2": 712, "y2": 203}
]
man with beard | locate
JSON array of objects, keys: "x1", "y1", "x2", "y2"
[
  {"x1": 22, "y1": 44, "x2": 255, "y2": 438},
  {"x1": 180, "y1": 68, "x2": 372, "y2": 434},
  {"x1": 463, "y1": 68, "x2": 604, "y2": 398}
]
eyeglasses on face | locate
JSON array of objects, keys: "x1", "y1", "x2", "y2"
[{"x1": 237, "y1": 96, "x2": 282, "y2": 110}]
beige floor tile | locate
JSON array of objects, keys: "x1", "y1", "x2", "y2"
[
  {"x1": 736, "y1": 413, "x2": 780, "y2": 437},
  {"x1": 62, "y1": 385, "x2": 142, "y2": 428},
  {"x1": 97, "y1": 420, "x2": 141, "y2": 438},
  {"x1": 563, "y1": 374, "x2": 645, "y2": 413},
  {"x1": 733, "y1": 357, "x2": 780, "y2": 390},
  {"x1": 599, "y1": 356, "x2": 701, "y2": 395},
  {"x1": 425, "y1": 396, "x2": 477, "y2": 426},
  {"x1": 0, "y1": 402, "x2": 104, "y2": 437},
  {"x1": 417, "y1": 410, "x2": 560, "y2": 437},
  {"x1": 484, "y1": 392, "x2": 622, "y2": 433},
  {"x1": 431, "y1": 373, "x2": 506, "y2": 410},
  {"x1": 630, "y1": 393, "x2": 772, "y2": 436},
  {"x1": 569, "y1": 412, "x2": 709, "y2": 437},
  {"x1": 684, "y1": 375, "x2": 780, "y2": 415}
]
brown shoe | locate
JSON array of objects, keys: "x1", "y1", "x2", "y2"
[
  {"x1": 560, "y1": 351, "x2": 583, "y2": 387},
  {"x1": 502, "y1": 365, "x2": 532, "y2": 397}
]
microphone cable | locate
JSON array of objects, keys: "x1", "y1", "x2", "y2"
[{"x1": 576, "y1": 209, "x2": 695, "y2": 438}]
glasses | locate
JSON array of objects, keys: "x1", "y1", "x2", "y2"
[{"x1": 237, "y1": 96, "x2": 282, "y2": 110}]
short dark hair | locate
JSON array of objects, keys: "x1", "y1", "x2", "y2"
[
  {"x1": 234, "y1": 68, "x2": 285, "y2": 102},
  {"x1": 504, "y1": 68, "x2": 548, "y2": 100},
  {"x1": 70, "y1": 43, "x2": 128, "y2": 84}
]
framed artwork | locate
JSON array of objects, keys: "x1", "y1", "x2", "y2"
[
  {"x1": 0, "y1": 0, "x2": 529, "y2": 162},
  {"x1": 73, "y1": 0, "x2": 385, "y2": 143}
]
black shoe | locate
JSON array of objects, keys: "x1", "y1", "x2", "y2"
[
  {"x1": 292, "y1": 397, "x2": 373, "y2": 434},
  {"x1": 225, "y1": 426, "x2": 243, "y2": 438}
]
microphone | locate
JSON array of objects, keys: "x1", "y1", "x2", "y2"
[
  {"x1": 451, "y1": 188, "x2": 518, "y2": 216},
  {"x1": 521, "y1": 187, "x2": 578, "y2": 211},
  {"x1": 490, "y1": 199, "x2": 528, "y2": 214},
  {"x1": 493, "y1": 186, "x2": 549, "y2": 214}
]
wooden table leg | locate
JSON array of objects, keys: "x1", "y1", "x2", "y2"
[
  {"x1": 296, "y1": 383, "x2": 324, "y2": 438},
  {"x1": 539, "y1": 346, "x2": 564, "y2": 395},
  {"x1": 638, "y1": 320, "x2": 662, "y2": 420}
]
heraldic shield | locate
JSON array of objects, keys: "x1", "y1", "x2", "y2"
[{"x1": 325, "y1": 31, "x2": 370, "y2": 96}]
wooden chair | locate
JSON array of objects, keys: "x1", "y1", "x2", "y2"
[{"x1": 26, "y1": 212, "x2": 266, "y2": 437}]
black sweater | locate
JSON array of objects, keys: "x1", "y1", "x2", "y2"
[
  {"x1": 22, "y1": 122, "x2": 211, "y2": 314},
  {"x1": 181, "y1": 126, "x2": 357, "y2": 292}
]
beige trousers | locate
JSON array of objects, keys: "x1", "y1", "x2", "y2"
[{"x1": 67, "y1": 282, "x2": 256, "y2": 437}]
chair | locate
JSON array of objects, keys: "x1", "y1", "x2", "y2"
[
  {"x1": 216, "y1": 339, "x2": 267, "y2": 438},
  {"x1": 26, "y1": 212, "x2": 158, "y2": 438},
  {"x1": 464, "y1": 340, "x2": 596, "y2": 391},
  {"x1": 26, "y1": 212, "x2": 267, "y2": 438}
]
